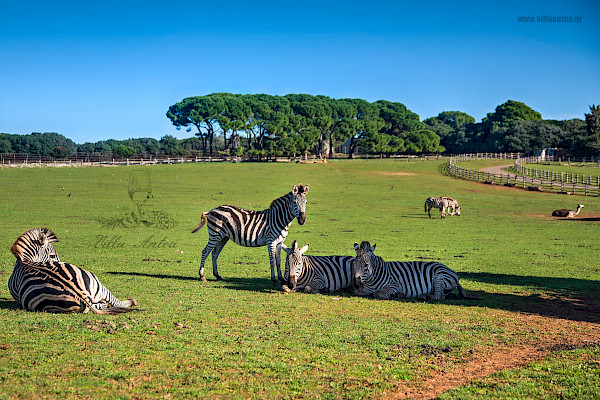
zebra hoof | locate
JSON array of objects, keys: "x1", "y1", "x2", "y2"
[
  {"x1": 200, "y1": 276, "x2": 207, "y2": 282},
  {"x1": 215, "y1": 275, "x2": 224, "y2": 281},
  {"x1": 282, "y1": 285, "x2": 293, "y2": 293}
]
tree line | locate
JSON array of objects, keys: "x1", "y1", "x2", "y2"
[
  {"x1": 424, "y1": 101, "x2": 600, "y2": 156},
  {"x1": 166, "y1": 93, "x2": 442, "y2": 158},
  {"x1": 1, "y1": 95, "x2": 598, "y2": 159}
]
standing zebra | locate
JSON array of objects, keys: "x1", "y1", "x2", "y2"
[
  {"x1": 192, "y1": 184, "x2": 309, "y2": 285},
  {"x1": 8, "y1": 228, "x2": 138, "y2": 314},
  {"x1": 281, "y1": 240, "x2": 355, "y2": 294},
  {"x1": 440, "y1": 196, "x2": 461, "y2": 216},
  {"x1": 424, "y1": 196, "x2": 452, "y2": 218},
  {"x1": 351, "y1": 241, "x2": 467, "y2": 300}
]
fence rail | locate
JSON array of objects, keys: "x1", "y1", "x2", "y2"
[{"x1": 448, "y1": 153, "x2": 600, "y2": 197}]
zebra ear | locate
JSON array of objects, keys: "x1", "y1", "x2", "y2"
[
  {"x1": 292, "y1": 185, "x2": 299, "y2": 195},
  {"x1": 299, "y1": 244, "x2": 309, "y2": 254},
  {"x1": 354, "y1": 242, "x2": 360, "y2": 252},
  {"x1": 303, "y1": 185, "x2": 309, "y2": 194},
  {"x1": 371, "y1": 244, "x2": 376, "y2": 252},
  {"x1": 43, "y1": 228, "x2": 59, "y2": 243}
]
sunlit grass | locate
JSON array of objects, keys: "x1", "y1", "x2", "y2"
[{"x1": 0, "y1": 159, "x2": 598, "y2": 398}]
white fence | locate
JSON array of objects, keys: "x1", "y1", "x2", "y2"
[{"x1": 448, "y1": 153, "x2": 600, "y2": 197}]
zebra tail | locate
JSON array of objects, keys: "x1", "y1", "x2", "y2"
[{"x1": 192, "y1": 212, "x2": 208, "y2": 233}]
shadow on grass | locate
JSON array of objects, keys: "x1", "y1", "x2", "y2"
[
  {"x1": 105, "y1": 271, "x2": 600, "y2": 324},
  {"x1": 0, "y1": 299, "x2": 18, "y2": 310},
  {"x1": 106, "y1": 271, "x2": 276, "y2": 292},
  {"x1": 560, "y1": 217, "x2": 600, "y2": 222},
  {"x1": 459, "y1": 272, "x2": 600, "y2": 324}
]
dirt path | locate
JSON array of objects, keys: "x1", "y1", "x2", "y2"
[
  {"x1": 478, "y1": 163, "x2": 598, "y2": 194},
  {"x1": 384, "y1": 313, "x2": 600, "y2": 399},
  {"x1": 480, "y1": 164, "x2": 514, "y2": 176}
]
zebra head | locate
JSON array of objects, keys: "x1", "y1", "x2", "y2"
[
  {"x1": 11, "y1": 227, "x2": 60, "y2": 263},
  {"x1": 291, "y1": 184, "x2": 309, "y2": 225},
  {"x1": 282, "y1": 240, "x2": 309, "y2": 290},
  {"x1": 352, "y1": 241, "x2": 376, "y2": 290}
]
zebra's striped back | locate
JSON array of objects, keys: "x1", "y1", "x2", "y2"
[
  {"x1": 424, "y1": 197, "x2": 451, "y2": 218},
  {"x1": 204, "y1": 205, "x2": 270, "y2": 247},
  {"x1": 353, "y1": 241, "x2": 465, "y2": 300},
  {"x1": 440, "y1": 196, "x2": 461, "y2": 216},
  {"x1": 8, "y1": 228, "x2": 138, "y2": 314},
  {"x1": 282, "y1": 240, "x2": 354, "y2": 293}
]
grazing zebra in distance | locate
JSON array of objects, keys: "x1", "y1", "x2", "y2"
[
  {"x1": 351, "y1": 241, "x2": 467, "y2": 300},
  {"x1": 8, "y1": 227, "x2": 138, "y2": 314},
  {"x1": 424, "y1": 197, "x2": 452, "y2": 218},
  {"x1": 440, "y1": 196, "x2": 461, "y2": 216},
  {"x1": 281, "y1": 240, "x2": 355, "y2": 294},
  {"x1": 192, "y1": 184, "x2": 309, "y2": 285}
]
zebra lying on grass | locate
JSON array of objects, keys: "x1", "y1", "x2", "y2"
[
  {"x1": 9, "y1": 228, "x2": 138, "y2": 314},
  {"x1": 424, "y1": 196, "x2": 460, "y2": 218},
  {"x1": 351, "y1": 241, "x2": 470, "y2": 300},
  {"x1": 281, "y1": 240, "x2": 354, "y2": 294},
  {"x1": 192, "y1": 184, "x2": 309, "y2": 285}
]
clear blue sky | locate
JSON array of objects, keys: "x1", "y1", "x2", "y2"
[{"x1": 1, "y1": 0, "x2": 599, "y2": 143}]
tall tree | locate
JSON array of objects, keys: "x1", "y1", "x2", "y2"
[{"x1": 585, "y1": 104, "x2": 600, "y2": 142}]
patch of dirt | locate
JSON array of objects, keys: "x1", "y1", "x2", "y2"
[
  {"x1": 533, "y1": 213, "x2": 600, "y2": 222},
  {"x1": 383, "y1": 313, "x2": 600, "y2": 399},
  {"x1": 373, "y1": 172, "x2": 416, "y2": 176}
]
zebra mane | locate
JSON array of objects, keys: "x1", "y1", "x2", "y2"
[
  {"x1": 269, "y1": 191, "x2": 293, "y2": 209},
  {"x1": 11, "y1": 227, "x2": 59, "y2": 260}
]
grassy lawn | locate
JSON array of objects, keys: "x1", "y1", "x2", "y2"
[{"x1": 0, "y1": 159, "x2": 598, "y2": 399}]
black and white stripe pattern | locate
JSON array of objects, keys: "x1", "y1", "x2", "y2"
[
  {"x1": 281, "y1": 240, "x2": 354, "y2": 294},
  {"x1": 352, "y1": 241, "x2": 466, "y2": 300},
  {"x1": 8, "y1": 228, "x2": 138, "y2": 314},
  {"x1": 424, "y1": 196, "x2": 452, "y2": 218},
  {"x1": 441, "y1": 196, "x2": 461, "y2": 216},
  {"x1": 192, "y1": 184, "x2": 309, "y2": 284}
]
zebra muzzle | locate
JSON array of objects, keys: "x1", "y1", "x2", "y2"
[
  {"x1": 288, "y1": 276, "x2": 297, "y2": 289},
  {"x1": 297, "y1": 213, "x2": 306, "y2": 225}
]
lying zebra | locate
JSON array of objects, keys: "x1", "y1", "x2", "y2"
[
  {"x1": 352, "y1": 241, "x2": 469, "y2": 300},
  {"x1": 9, "y1": 227, "x2": 139, "y2": 314},
  {"x1": 281, "y1": 240, "x2": 354, "y2": 294},
  {"x1": 424, "y1": 196, "x2": 460, "y2": 218}
]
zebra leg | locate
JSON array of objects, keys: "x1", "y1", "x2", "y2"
[
  {"x1": 211, "y1": 238, "x2": 229, "y2": 281},
  {"x1": 374, "y1": 286, "x2": 396, "y2": 299},
  {"x1": 95, "y1": 282, "x2": 138, "y2": 308},
  {"x1": 199, "y1": 241, "x2": 216, "y2": 281},
  {"x1": 430, "y1": 277, "x2": 445, "y2": 300},
  {"x1": 267, "y1": 241, "x2": 281, "y2": 286},
  {"x1": 275, "y1": 241, "x2": 285, "y2": 284}
]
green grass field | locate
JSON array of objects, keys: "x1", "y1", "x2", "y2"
[{"x1": 0, "y1": 159, "x2": 598, "y2": 399}]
